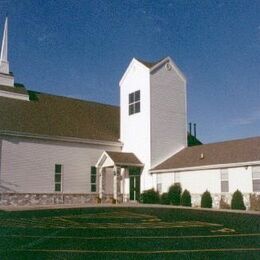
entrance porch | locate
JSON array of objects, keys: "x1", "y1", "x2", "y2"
[{"x1": 95, "y1": 151, "x2": 143, "y2": 203}]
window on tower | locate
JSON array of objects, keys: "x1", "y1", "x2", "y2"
[{"x1": 129, "y1": 90, "x2": 140, "y2": 115}]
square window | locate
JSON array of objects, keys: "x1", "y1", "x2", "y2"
[
  {"x1": 129, "y1": 104, "x2": 134, "y2": 115},
  {"x1": 157, "y1": 183, "x2": 162, "y2": 193},
  {"x1": 135, "y1": 102, "x2": 140, "y2": 113},
  {"x1": 91, "y1": 166, "x2": 96, "y2": 175},
  {"x1": 91, "y1": 175, "x2": 96, "y2": 183},
  {"x1": 55, "y1": 183, "x2": 61, "y2": 192},
  {"x1": 174, "y1": 172, "x2": 180, "y2": 183},
  {"x1": 253, "y1": 171, "x2": 260, "y2": 179},
  {"x1": 55, "y1": 174, "x2": 61, "y2": 183},
  {"x1": 129, "y1": 93, "x2": 134, "y2": 103},
  {"x1": 55, "y1": 164, "x2": 62, "y2": 173},
  {"x1": 135, "y1": 90, "x2": 140, "y2": 101},
  {"x1": 91, "y1": 184, "x2": 96, "y2": 192},
  {"x1": 129, "y1": 90, "x2": 141, "y2": 116},
  {"x1": 253, "y1": 179, "x2": 260, "y2": 192},
  {"x1": 221, "y1": 181, "x2": 229, "y2": 192}
]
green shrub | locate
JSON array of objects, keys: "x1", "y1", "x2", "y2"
[
  {"x1": 168, "y1": 183, "x2": 182, "y2": 205},
  {"x1": 140, "y1": 189, "x2": 160, "y2": 204},
  {"x1": 160, "y1": 193, "x2": 170, "y2": 205},
  {"x1": 231, "y1": 190, "x2": 246, "y2": 210},
  {"x1": 181, "y1": 189, "x2": 192, "y2": 207},
  {"x1": 201, "y1": 190, "x2": 212, "y2": 208}
]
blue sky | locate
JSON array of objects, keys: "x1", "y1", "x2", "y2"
[{"x1": 0, "y1": 0, "x2": 259, "y2": 144}]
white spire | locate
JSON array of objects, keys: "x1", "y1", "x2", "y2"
[{"x1": 0, "y1": 17, "x2": 9, "y2": 74}]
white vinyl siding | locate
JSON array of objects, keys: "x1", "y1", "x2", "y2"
[
  {"x1": 252, "y1": 166, "x2": 260, "y2": 192},
  {"x1": 0, "y1": 137, "x2": 120, "y2": 193},
  {"x1": 150, "y1": 60, "x2": 187, "y2": 168},
  {"x1": 220, "y1": 169, "x2": 229, "y2": 192}
]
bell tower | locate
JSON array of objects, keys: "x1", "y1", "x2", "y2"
[
  {"x1": 120, "y1": 57, "x2": 187, "y2": 191},
  {"x1": 0, "y1": 17, "x2": 14, "y2": 87}
]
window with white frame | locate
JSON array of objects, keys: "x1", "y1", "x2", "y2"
[
  {"x1": 174, "y1": 172, "x2": 180, "y2": 184},
  {"x1": 220, "y1": 168, "x2": 229, "y2": 192},
  {"x1": 157, "y1": 174, "x2": 162, "y2": 193},
  {"x1": 129, "y1": 90, "x2": 140, "y2": 115},
  {"x1": 55, "y1": 164, "x2": 63, "y2": 192},
  {"x1": 252, "y1": 166, "x2": 260, "y2": 192},
  {"x1": 91, "y1": 166, "x2": 97, "y2": 192}
]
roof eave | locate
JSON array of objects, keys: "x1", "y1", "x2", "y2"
[
  {"x1": 150, "y1": 160, "x2": 260, "y2": 173},
  {"x1": 0, "y1": 130, "x2": 122, "y2": 147}
]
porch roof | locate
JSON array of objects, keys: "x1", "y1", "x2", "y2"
[{"x1": 105, "y1": 151, "x2": 143, "y2": 167}]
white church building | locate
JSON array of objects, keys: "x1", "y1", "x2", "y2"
[{"x1": 0, "y1": 18, "x2": 260, "y2": 208}]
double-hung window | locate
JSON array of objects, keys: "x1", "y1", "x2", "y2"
[
  {"x1": 174, "y1": 172, "x2": 180, "y2": 185},
  {"x1": 55, "y1": 164, "x2": 63, "y2": 192},
  {"x1": 157, "y1": 174, "x2": 162, "y2": 194},
  {"x1": 129, "y1": 90, "x2": 140, "y2": 115},
  {"x1": 220, "y1": 169, "x2": 229, "y2": 192},
  {"x1": 91, "y1": 166, "x2": 97, "y2": 192},
  {"x1": 252, "y1": 166, "x2": 260, "y2": 192}
]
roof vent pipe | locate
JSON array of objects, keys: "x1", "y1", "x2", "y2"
[
  {"x1": 189, "y1": 122, "x2": 192, "y2": 136},
  {"x1": 193, "y1": 123, "x2": 197, "y2": 138}
]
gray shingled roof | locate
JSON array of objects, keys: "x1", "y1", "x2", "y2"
[
  {"x1": 106, "y1": 151, "x2": 143, "y2": 166},
  {"x1": 152, "y1": 136, "x2": 260, "y2": 171},
  {"x1": 0, "y1": 91, "x2": 120, "y2": 142}
]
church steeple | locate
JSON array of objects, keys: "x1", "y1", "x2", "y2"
[
  {"x1": 0, "y1": 17, "x2": 14, "y2": 87},
  {"x1": 0, "y1": 17, "x2": 9, "y2": 74}
]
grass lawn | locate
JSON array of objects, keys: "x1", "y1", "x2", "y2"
[{"x1": 0, "y1": 206, "x2": 259, "y2": 259}]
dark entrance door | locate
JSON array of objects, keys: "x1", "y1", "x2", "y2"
[{"x1": 129, "y1": 167, "x2": 141, "y2": 201}]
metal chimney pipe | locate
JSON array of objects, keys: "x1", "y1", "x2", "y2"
[
  {"x1": 193, "y1": 123, "x2": 197, "y2": 138},
  {"x1": 189, "y1": 122, "x2": 192, "y2": 135}
]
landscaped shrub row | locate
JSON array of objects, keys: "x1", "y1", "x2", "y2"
[
  {"x1": 140, "y1": 185, "x2": 246, "y2": 210},
  {"x1": 140, "y1": 183, "x2": 191, "y2": 207}
]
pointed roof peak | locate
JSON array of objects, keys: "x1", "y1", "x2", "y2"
[{"x1": 135, "y1": 57, "x2": 167, "y2": 68}]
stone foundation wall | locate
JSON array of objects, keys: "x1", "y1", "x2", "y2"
[
  {"x1": 0, "y1": 193, "x2": 125, "y2": 206},
  {"x1": 0, "y1": 193, "x2": 100, "y2": 206},
  {"x1": 191, "y1": 193, "x2": 252, "y2": 209}
]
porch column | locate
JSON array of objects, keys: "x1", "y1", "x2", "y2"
[
  {"x1": 98, "y1": 167, "x2": 103, "y2": 200},
  {"x1": 121, "y1": 168, "x2": 126, "y2": 202},
  {"x1": 113, "y1": 165, "x2": 117, "y2": 202}
]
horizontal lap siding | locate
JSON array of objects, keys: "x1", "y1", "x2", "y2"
[
  {"x1": 0, "y1": 137, "x2": 120, "y2": 193},
  {"x1": 150, "y1": 63, "x2": 187, "y2": 168},
  {"x1": 228, "y1": 167, "x2": 253, "y2": 192},
  {"x1": 155, "y1": 166, "x2": 254, "y2": 194}
]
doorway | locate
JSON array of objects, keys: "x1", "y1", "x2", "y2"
[{"x1": 129, "y1": 167, "x2": 141, "y2": 201}]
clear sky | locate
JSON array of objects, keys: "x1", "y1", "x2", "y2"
[{"x1": 0, "y1": 0, "x2": 259, "y2": 144}]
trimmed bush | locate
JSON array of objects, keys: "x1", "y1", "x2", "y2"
[
  {"x1": 160, "y1": 193, "x2": 170, "y2": 205},
  {"x1": 181, "y1": 189, "x2": 192, "y2": 207},
  {"x1": 140, "y1": 189, "x2": 160, "y2": 204},
  {"x1": 168, "y1": 183, "x2": 182, "y2": 205},
  {"x1": 231, "y1": 190, "x2": 246, "y2": 210},
  {"x1": 201, "y1": 190, "x2": 212, "y2": 208}
]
